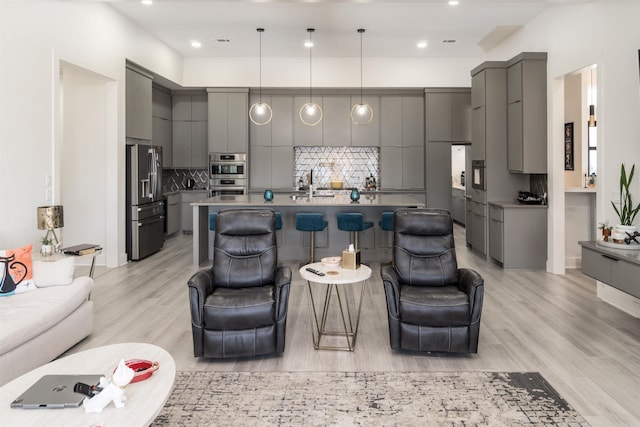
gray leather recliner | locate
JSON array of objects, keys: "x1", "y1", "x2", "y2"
[
  {"x1": 188, "y1": 208, "x2": 291, "y2": 358},
  {"x1": 381, "y1": 208, "x2": 484, "y2": 353}
]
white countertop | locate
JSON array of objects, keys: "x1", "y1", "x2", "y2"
[
  {"x1": 192, "y1": 193, "x2": 425, "y2": 207},
  {"x1": 565, "y1": 187, "x2": 596, "y2": 193},
  {"x1": 488, "y1": 200, "x2": 548, "y2": 209}
]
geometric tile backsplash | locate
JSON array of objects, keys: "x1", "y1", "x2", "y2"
[{"x1": 294, "y1": 146, "x2": 379, "y2": 190}]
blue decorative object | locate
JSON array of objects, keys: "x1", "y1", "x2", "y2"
[
  {"x1": 264, "y1": 189, "x2": 274, "y2": 202},
  {"x1": 350, "y1": 188, "x2": 360, "y2": 202}
]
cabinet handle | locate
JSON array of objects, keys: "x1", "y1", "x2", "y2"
[{"x1": 601, "y1": 254, "x2": 619, "y2": 262}]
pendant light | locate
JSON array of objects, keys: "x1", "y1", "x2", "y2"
[
  {"x1": 350, "y1": 28, "x2": 373, "y2": 126},
  {"x1": 299, "y1": 28, "x2": 323, "y2": 126},
  {"x1": 588, "y1": 66, "x2": 596, "y2": 127},
  {"x1": 249, "y1": 28, "x2": 272, "y2": 126}
]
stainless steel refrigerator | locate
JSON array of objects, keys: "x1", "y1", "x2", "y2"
[{"x1": 126, "y1": 144, "x2": 164, "y2": 261}]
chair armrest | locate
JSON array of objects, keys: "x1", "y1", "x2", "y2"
[
  {"x1": 381, "y1": 265, "x2": 401, "y2": 316},
  {"x1": 274, "y1": 266, "x2": 292, "y2": 320},
  {"x1": 187, "y1": 269, "x2": 215, "y2": 326},
  {"x1": 457, "y1": 268, "x2": 484, "y2": 322}
]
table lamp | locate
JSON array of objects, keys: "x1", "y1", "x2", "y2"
[{"x1": 37, "y1": 205, "x2": 64, "y2": 247}]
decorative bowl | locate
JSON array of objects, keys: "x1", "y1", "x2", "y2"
[
  {"x1": 321, "y1": 256, "x2": 342, "y2": 267},
  {"x1": 120, "y1": 359, "x2": 160, "y2": 383}
]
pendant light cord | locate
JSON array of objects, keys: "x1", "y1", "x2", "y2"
[
  {"x1": 308, "y1": 29, "x2": 313, "y2": 103},
  {"x1": 257, "y1": 28, "x2": 264, "y2": 103},
  {"x1": 359, "y1": 29, "x2": 364, "y2": 104}
]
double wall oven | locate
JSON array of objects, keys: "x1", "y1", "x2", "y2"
[{"x1": 209, "y1": 153, "x2": 247, "y2": 196}]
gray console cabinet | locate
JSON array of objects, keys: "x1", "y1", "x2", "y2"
[
  {"x1": 580, "y1": 241, "x2": 640, "y2": 299},
  {"x1": 507, "y1": 52, "x2": 547, "y2": 173}
]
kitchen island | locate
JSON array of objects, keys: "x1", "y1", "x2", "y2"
[{"x1": 191, "y1": 193, "x2": 425, "y2": 265}]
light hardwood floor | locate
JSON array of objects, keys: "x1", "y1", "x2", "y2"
[{"x1": 69, "y1": 225, "x2": 640, "y2": 426}]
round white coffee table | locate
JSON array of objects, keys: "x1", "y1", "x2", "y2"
[
  {"x1": 0, "y1": 342, "x2": 175, "y2": 427},
  {"x1": 300, "y1": 262, "x2": 372, "y2": 351}
]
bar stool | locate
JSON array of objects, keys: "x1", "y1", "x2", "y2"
[
  {"x1": 275, "y1": 211, "x2": 282, "y2": 230},
  {"x1": 296, "y1": 213, "x2": 327, "y2": 263},
  {"x1": 337, "y1": 212, "x2": 373, "y2": 251},
  {"x1": 379, "y1": 211, "x2": 395, "y2": 265},
  {"x1": 209, "y1": 213, "x2": 217, "y2": 231}
]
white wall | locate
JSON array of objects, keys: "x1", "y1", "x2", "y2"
[
  {"x1": 0, "y1": 2, "x2": 182, "y2": 266},
  {"x1": 484, "y1": 2, "x2": 640, "y2": 273},
  {"x1": 184, "y1": 56, "x2": 479, "y2": 88}
]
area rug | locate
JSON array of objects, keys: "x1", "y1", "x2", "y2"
[{"x1": 151, "y1": 371, "x2": 589, "y2": 426}]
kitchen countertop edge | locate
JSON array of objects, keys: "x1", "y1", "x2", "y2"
[{"x1": 488, "y1": 200, "x2": 548, "y2": 209}]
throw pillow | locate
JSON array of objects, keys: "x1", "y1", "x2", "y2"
[
  {"x1": 33, "y1": 257, "x2": 76, "y2": 287},
  {"x1": 0, "y1": 244, "x2": 36, "y2": 296}
]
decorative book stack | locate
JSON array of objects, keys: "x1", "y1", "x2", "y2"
[{"x1": 62, "y1": 244, "x2": 102, "y2": 256}]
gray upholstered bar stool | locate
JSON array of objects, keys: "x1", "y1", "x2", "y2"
[
  {"x1": 337, "y1": 212, "x2": 373, "y2": 251},
  {"x1": 295, "y1": 213, "x2": 327, "y2": 263}
]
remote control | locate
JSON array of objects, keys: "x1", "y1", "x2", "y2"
[{"x1": 306, "y1": 267, "x2": 325, "y2": 276}]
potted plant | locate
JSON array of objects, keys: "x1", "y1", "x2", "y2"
[
  {"x1": 598, "y1": 220, "x2": 613, "y2": 241},
  {"x1": 611, "y1": 163, "x2": 640, "y2": 243},
  {"x1": 40, "y1": 236, "x2": 53, "y2": 256}
]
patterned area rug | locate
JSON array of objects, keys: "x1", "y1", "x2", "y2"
[{"x1": 152, "y1": 371, "x2": 589, "y2": 426}]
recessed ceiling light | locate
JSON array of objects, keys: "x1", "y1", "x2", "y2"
[
  {"x1": 417, "y1": 41, "x2": 428, "y2": 49},
  {"x1": 141, "y1": 0, "x2": 152, "y2": 5},
  {"x1": 191, "y1": 40, "x2": 202, "y2": 48},
  {"x1": 448, "y1": 1, "x2": 460, "y2": 5}
]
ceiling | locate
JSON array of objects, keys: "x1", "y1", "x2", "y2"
[{"x1": 103, "y1": 0, "x2": 614, "y2": 59}]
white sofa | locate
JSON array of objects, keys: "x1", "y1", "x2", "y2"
[{"x1": 0, "y1": 275, "x2": 94, "y2": 386}]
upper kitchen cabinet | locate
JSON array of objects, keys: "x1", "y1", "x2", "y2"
[
  {"x1": 402, "y1": 96, "x2": 425, "y2": 147},
  {"x1": 507, "y1": 52, "x2": 548, "y2": 173},
  {"x1": 293, "y1": 96, "x2": 323, "y2": 146},
  {"x1": 152, "y1": 86, "x2": 172, "y2": 167},
  {"x1": 322, "y1": 96, "x2": 351, "y2": 146},
  {"x1": 250, "y1": 94, "x2": 295, "y2": 147},
  {"x1": 208, "y1": 89, "x2": 249, "y2": 153},
  {"x1": 172, "y1": 91, "x2": 208, "y2": 168},
  {"x1": 351, "y1": 95, "x2": 380, "y2": 146},
  {"x1": 126, "y1": 66, "x2": 152, "y2": 142},
  {"x1": 380, "y1": 96, "x2": 402, "y2": 147},
  {"x1": 425, "y1": 89, "x2": 471, "y2": 142}
]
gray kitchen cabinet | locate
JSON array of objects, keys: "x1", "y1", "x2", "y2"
[
  {"x1": 322, "y1": 96, "x2": 351, "y2": 146},
  {"x1": 152, "y1": 116, "x2": 172, "y2": 167},
  {"x1": 351, "y1": 95, "x2": 380, "y2": 146},
  {"x1": 471, "y1": 200, "x2": 486, "y2": 255},
  {"x1": 126, "y1": 67, "x2": 152, "y2": 141},
  {"x1": 271, "y1": 146, "x2": 294, "y2": 189},
  {"x1": 249, "y1": 95, "x2": 294, "y2": 148},
  {"x1": 249, "y1": 145, "x2": 271, "y2": 189},
  {"x1": 208, "y1": 89, "x2": 249, "y2": 153},
  {"x1": 166, "y1": 193, "x2": 180, "y2": 236},
  {"x1": 181, "y1": 190, "x2": 207, "y2": 233},
  {"x1": 451, "y1": 187, "x2": 465, "y2": 224},
  {"x1": 471, "y1": 72, "x2": 485, "y2": 109},
  {"x1": 293, "y1": 95, "x2": 323, "y2": 146},
  {"x1": 380, "y1": 96, "x2": 402, "y2": 147},
  {"x1": 172, "y1": 92, "x2": 208, "y2": 168},
  {"x1": 465, "y1": 196, "x2": 473, "y2": 246},
  {"x1": 381, "y1": 147, "x2": 403, "y2": 189},
  {"x1": 471, "y1": 106, "x2": 486, "y2": 161},
  {"x1": 153, "y1": 86, "x2": 172, "y2": 167},
  {"x1": 403, "y1": 146, "x2": 424, "y2": 190},
  {"x1": 402, "y1": 96, "x2": 424, "y2": 147},
  {"x1": 580, "y1": 242, "x2": 640, "y2": 299},
  {"x1": 249, "y1": 94, "x2": 272, "y2": 147},
  {"x1": 426, "y1": 141, "x2": 452, "y2": 210},
  {"x1": 507, "y1": 52, "x2": 547, "y2": 173},
  {"x1": 489, "y1": 203, "x2": 547, "y2": 269},
  {"x1": 425, "y1": 90, "x2": 471, "y2": 142},
  {"x1": 152, "y1": 87, "x2": 172, "y2": 120},
  {"x1": 172, "y1": 121, "x2": 207, "y2": 168}
]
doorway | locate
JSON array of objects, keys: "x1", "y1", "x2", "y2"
[{"x1": 59, "y1": 61, "x2": 114, "y2": 267}]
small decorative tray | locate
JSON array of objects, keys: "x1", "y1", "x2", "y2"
[
  {"x1": 321, "y1": 256, "x2": 342, "y2": 267},
  {"x1": 596, "y1": 239, "x2": 640, "y2": 251},
  {"x1": 122, "y1": 359, "x2": 160, "y2": 383}
]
